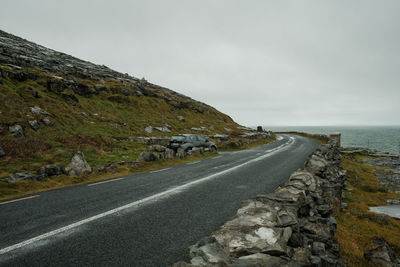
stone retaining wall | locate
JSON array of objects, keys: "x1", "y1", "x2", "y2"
[{"x1": 174, "y1": 139, "x2": 347, "y2": 266}]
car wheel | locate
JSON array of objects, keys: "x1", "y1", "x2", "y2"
[{"x1": 210, "y1": 146, "x2": 216, "y2": 152}]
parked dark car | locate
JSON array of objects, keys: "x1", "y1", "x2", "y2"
[{"x1": 167, "y1": 134, "x2": 217, "y2": 152}]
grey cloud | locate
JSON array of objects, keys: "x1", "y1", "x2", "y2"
[{"x1": 1, "y1": 0, "x2": 399, "y2": 126}]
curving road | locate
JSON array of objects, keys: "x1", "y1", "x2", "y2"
[{"x1": 0, "y1": 135, "x2": 318, "y2": 267}]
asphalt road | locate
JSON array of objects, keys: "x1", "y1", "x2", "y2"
[{"x1": 0, "y1": 134, "x2": 319, "y2": 267}]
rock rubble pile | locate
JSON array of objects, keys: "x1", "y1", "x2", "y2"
[{"x1": 174, "y1": 139, "x2": 347, "y2": 266}]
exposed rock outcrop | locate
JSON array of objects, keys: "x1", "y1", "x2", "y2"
[
  {"x1": 364, "y1": 238, "x2": 400, "y2": 267},
  {"x1": 0, "y1": 29, "x2": 219, "y2": 116}
]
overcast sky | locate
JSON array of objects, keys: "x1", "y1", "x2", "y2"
[{"x1": 1, "y1": 1, "x2": 400, "y2": 126}]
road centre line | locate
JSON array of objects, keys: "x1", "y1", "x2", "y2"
[
  {"x1": 0, "y1": 195, "x2": 40, "y2": 205},
  {"x1": 0, "y1": 137, "x2": 294, "y2": 256},
  {"x1": 150, "y1": 167, "x2": 171, "y2": 173},
  {"x1": 88, "y1": 178, "x2": 124, "y2": 187}
]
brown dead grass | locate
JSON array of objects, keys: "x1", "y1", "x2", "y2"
[
  {"x1": 334, "y1": 154, "x2": 400, "y2": 266},
  {"x1": 0, "y1": 136, "x2": 52, "y2": 157}
]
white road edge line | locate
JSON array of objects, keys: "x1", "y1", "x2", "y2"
[
  {"x1": 186, "y1": 160, "x2": 201, "y2": 165},
  {"x1": 0, "y1": 137, "x2": 295, "y2": 256},
  {"x1": 0, "y1": 195, "x2": 40, "y2": 205},
  {"x1": 88, "y1": 178, "x2": 124, "y2": 187},
  {"x1": 150, "y1": 167, "x2": 171, "y2": 173}
]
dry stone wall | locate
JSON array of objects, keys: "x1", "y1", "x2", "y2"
[{"x1": 174, "y1": 138, "x2": 347, "y2": 267}]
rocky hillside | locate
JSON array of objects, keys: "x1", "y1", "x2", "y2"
[{"x1": 0, "y1": 29, "x2": 246, "y2": 180}]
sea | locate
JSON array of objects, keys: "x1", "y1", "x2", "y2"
[{"x1": 264, "y1": 126, "x2": 400, "y2": 156}]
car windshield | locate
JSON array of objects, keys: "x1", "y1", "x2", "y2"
[
  {"x1": 171, "y1": 136, "x2": 186, "y2": 141},
  {"x1": 198, "y1": 136, "x2": 206, "y2": 142}
]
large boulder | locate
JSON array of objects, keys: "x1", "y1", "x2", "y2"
[
  {"x1": 65, "y1": 152, "x2": 92, "y2": 176},
  {"x1": 224, "y1": 199, "x2": 298, "y2": 229},
  {"x1": 9, "y1": 124, "x2": 24, "y2": 138},
  {"x1": 213, "y1": 225, "x2": 292, "y2": 257}
]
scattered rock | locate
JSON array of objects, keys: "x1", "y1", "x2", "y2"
[
  {"x1": 312, "y1": 241, "x2": 326, "y2": 255},
  {"x1": 154, "y1": 126, "x2": 171, "y2": 133},
  {"x1": 9, "y1": 124, "x2": 24, "y2": 138},
  {"x1": 94, "y1": 84, "x2": 108, "y2": 92},
  {"x1": 79, "y1": 112, "x2": 89, "y2": 118},
  {"x1": 0, "y1": 147, "x2": 5, "y2": 157},
  {"x1": 306, "y1": 154, "x2": 329, "y2": 175},
  {"x1": 28, "y1": 120, "x2": 40, "y2": 131},
  {"x1": 65, "y1": 152, "x2": 92, "y2": 176},
  {"x1": 164, "y1": 148, "x2": 176, "y2": 159},
  {"x1": 148, "y1": 145, "x2": 166, "y2": 152},
  {"x1": 236, "y1": 253, "x2": 287, "y2": 266},
  {"x1": 31, "y1": 106, "x2": 50, "y2": 115},
  {"x1": 364, "y1": 238, "x2": 400, "y2": 267},
  {"x1": 41, "y1": 117, "x2": 52, "y2": 126},
  {"x1": 187, "y1": 237, "x2": 231, "y2": 266},
  {"x1": 224, "y1": 127, "x2": 232, "y2": 132},
  {"x1": 38, "y1": 165, "x2": 65, "y2": 177},
  {"x1": 138, "y1": 151, "x2": 157, "y2": 162},
  {"x1": 190, "y1": 147, "x2": 204, "y2": 156},
  {"x1": 386, "y1": 199, "x2": 400, "y2": 205},
  {"x1": 1, "y1": 173, "x2": 41, "y2": 183},
  {"x1": 177, "y1": 115, "x2": 185, "y2": 122},
  {"x1": 62, "y1": 92, "x2": 79, "y2": 106},
  {"x1": 211, "y1": 134, "x2": 229, "y2": 141},
  {"x1": 176, "y1": 148, "x2": 186, "y2": 158},
  {"x1": 191, "y1": 127, "x2": 205, "y2": 132},
  {"x1": 145, "y1": 126, "x2": 153, "y2": 134}
]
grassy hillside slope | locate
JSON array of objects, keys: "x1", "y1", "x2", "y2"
[
  {"x1": 0, "y1": 63, "x2": 242, "y2": 178},
  {"x1": 0, "y1": 29, "x2": 255, "y2": 186}
]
